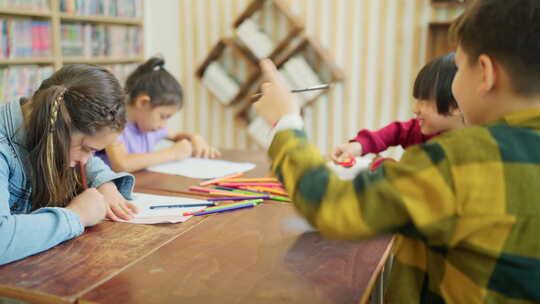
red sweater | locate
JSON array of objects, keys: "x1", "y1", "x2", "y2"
[{"x1": 351, "y1": 118, "x2": 437, "y2": 155}]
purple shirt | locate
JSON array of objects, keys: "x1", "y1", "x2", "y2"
[{"x1": 96, "y1": 121, "x2": 169, "y2": 166}]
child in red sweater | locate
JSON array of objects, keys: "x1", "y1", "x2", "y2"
[{"x1": 332, "y1": 53, "x2": 464, "y2": 165}]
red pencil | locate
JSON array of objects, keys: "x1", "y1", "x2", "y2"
[{"x1": 79, "y1": 161, "x2": 88, "y2": 190}]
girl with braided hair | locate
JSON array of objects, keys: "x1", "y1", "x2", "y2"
[
  {"x1": 96, "y1": 57, "x2": 220, "y2": 173},
  {"x1": 0, "y1": 64, "x2": 137, "y2": 265}
]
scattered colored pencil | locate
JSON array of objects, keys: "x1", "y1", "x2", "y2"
[
  {"x1": 200, "y1": 172, "x2": 244, "y2": 186},
  {"x1": 182, "y1": 199, "x2": 263, "y2": 216},
  {"x1": 192, "y1": 203, "x2": 255, "y2": 216},
  {"x1": 220, "y1": 177, "x2": 279, "y2": 183},
  {"x1": 246, "y1": 186, "x2": 289, "y2": 197},
  {"x1": 150, "y1": 202, "x2": 216, "y2": 209},
  {"x1": 218, "y1": 182, "x2": 283, "y2": 187},
  {"x1": 207, "y1": 196, "x2": 270, "y2": 202}
]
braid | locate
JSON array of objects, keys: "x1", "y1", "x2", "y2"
[{"x1": 49, "y1": 88, "x2": 66, "y2": 133}]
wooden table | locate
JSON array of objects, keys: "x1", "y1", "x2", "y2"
[{"x1": 0, "y1": 150, "x2": 393, "y2": 304}]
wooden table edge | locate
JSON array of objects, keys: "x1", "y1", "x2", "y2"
[{"x1": 358, "y1": 235, "x2": 395, "y2": 304}]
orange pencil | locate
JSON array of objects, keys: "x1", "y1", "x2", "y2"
[
  {"x1": 221, "y1": 177, "x2": 279, "y2": 183},
  {"x1": 207, "y1": 191, "x2": 267, "y2": 198},
  {"x1": 248, "y1": 186, "x2": 288, "y2": 197},
  {"x1": 200, "y1": 172, "x2": 244, "y2": 186}
]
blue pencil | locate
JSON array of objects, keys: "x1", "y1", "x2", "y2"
[
  {"x1": 149, "y1": 203, "x2": 216, "y2": 209},
  {"x1": 193, "y1": 203, "x2": 255, "y2": 216}
]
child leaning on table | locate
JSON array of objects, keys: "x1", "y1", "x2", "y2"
[
  {"x1": 0, "y1": 64, "x2": 137, "y2": 265},
  {"x1": 96, "y1": 57, "x2": 220, "y2": 173},
  {"x1": 332, "y1": 53, "x2": 464, "y2": 170}
]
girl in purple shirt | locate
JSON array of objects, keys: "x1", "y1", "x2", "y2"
[
  {"x1": 97, "y1": 57, "x2": 219, "y2": 172},
  {"x1": 332, "y1": 53, "x2": 465, "y2": 167}
]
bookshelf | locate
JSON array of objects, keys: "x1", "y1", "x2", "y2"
[
  {"x1": 426, "y1": 1, "x2": 470, "y2": 61},
  {"x1": 236, "y1": 36, "x2": 344, "y2": 128},
  {"x1": 195, "y1": 0, "x2": 343, "y2": 148},
  {"x1": 232, "y1": 0, "x2": 303, "y2": 62},
  {"x1": 0, "y1": 0, "x2": 144, "y2": 103},
  {"x1": 426, "y1": 22, "x2": 454, "y2": 61},
  {"x1": 196, "y1": 38, "x2": 260, "y2": 106}
]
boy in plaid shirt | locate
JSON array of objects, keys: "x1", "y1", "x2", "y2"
[{"x1": 254, "y1": 0, "x2": 540, "y2": 302}]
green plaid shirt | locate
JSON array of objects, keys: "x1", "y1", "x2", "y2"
[{"x1": 268, "y1": 109, "x2": 540, "y2": 303}]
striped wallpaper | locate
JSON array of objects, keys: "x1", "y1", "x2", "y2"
[{"x1": 177, "y1": 0, "x2": 465, "y2": 154}]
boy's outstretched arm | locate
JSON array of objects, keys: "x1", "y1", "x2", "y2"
[{"x1": 255, "y1": 59, "x2": 457, "y2": 242}]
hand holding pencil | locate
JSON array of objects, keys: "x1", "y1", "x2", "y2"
[{"x1": 253, "y1": 59, "x2": 302, "y2": 125}]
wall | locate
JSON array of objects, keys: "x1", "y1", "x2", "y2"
[
  {"x1": 143, "y1": 0, "x2": 183, "y2": 131},
  {"x1": 172, "y1": 0, "x2": 465, "y2": 153}
]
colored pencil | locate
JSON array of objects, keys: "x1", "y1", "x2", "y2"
[
  {"x1": 79, "y1": 161, "x2": 88, "y2": 190},
  {"x1": 218, "y1": 182, "x2": 283, "y2": 187},
  {"x1": 183, "y1": 199, "x2": 263, "y2": 216},
  {"x1": 189, "y1": 186, "x2": 214, "y2": 193},
  {"x1": 247, "y1": 186, "x2": 289, "y2": 197},
  {"x1": 192, "y1": 203, "x2": 255, "y2": 216},
  {"x1": 207, "y1": 191, "x2": 266, "y2": 198},
  {"x1": 149, "y1": 202, "x2": 216, "y2": 209},
  {"x1": 207, "y1": 196, "x2": 270, "y2": 202},
  {"x1": 220, "y1": 177, "x2": 279, "y2": 183},
  {"x1": 200, "y1": 172, "x2": 244, "y2": 186}
]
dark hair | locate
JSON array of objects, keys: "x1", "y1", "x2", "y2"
[
  {"x1": 125, "y1": 57, "x2": 183, "y2": 107},
  {"x1": 413, "y1": 53, "x2": 458, "y2": 115},
  {"x1": 450, "y1": 0, "x2": 540, "y2": 96},
  {"x1": 26, "y1": 64, "x2": 126, "y2": 209}
]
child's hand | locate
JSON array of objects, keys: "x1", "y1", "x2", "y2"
[
  {"x1": 253, "y1": 59, "x2": 301, "y2": 125},
  {"x1": 170, "y1": 139, "x2": 193, "y2": 160},
  {"x1": 191, "y1": 135, "x2": 221, "y2": 158},
  {"x1": 66, "y1": 188, "x2": 107, "y2": 227},
  {"x1": 331, "y1": 142, "x2": 363, "y2": 163},
  {"x1": 97, "y1": 182, "x2": 138, "y2": 221}
]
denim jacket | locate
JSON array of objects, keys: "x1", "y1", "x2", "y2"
[{"x1": 0, "y1": 99, "x2": 134, "y2": 265}]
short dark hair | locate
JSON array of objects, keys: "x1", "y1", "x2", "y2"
[
  {"x1": 413, "y1": 53, "x2": 458, "y2": 115},
  {"x1": 450, "y1": 0, "x2": 540, "y2": 96},
  {"x1": 125, "y1": 56, "x2": 183, "y2": 107}
]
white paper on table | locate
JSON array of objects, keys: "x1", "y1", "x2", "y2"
[
  {"x1": 119, "y1": 192, "x2": 210, "y2": 224},
  {"x1": 327, "y1": 156, "x2": 374, "y2": 180},
  {"x1": 148, "y1": 157, "x2": 256, "y2": 179}
]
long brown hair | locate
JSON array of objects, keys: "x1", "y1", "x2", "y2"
[{"x1": 26, "y1": 64, "x2": 126, "y2": 209}]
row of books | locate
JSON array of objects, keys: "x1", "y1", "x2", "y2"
[
  {"x1": 0, "y1": 0, "x2": 48, "y2": 11},
  {"x1": 0, "y1": 65, "x2": 53, "y2": 104},
  {"x1": 0, "y1": 63, "x2": 138, "y2": 104},
  {"x1": 0, "y1": 18, "x2": 52, "y2": 58},
  {"x1": 60, "y1": 0, "x2": 141, "y2": 18},
  {"x1": 102, "y1": 63, "x2": 136, "y2": 85},
  {"x1": 61, "y1": 23, "x2": 141, "y2": 58}
]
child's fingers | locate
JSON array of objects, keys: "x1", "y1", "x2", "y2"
[
  {"x1": 111, "y1": 204, "x2": 131, "y2": 220},
  {"x1": 119, "y1": 201, "x2": 135, "y2": 217},
  {"x1": 330, "y1": 149, "x2": 343, "y2": 162},
  {"x1": 126, "y1": 201, "x2": 139, "y2": 213},
  {"x1": 106, "y1": 206, "x2": 119, "y2": 221}
]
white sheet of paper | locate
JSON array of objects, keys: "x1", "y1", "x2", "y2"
[
  {"x1": 148, "y1": 157, "x2": 256, "y2": 179},
  {"x1": 119, "y1": 192, "x2": 210, "y2": 224},
  {"x1": 327, "y1": 156, "x2": 373, "y2": 180}
]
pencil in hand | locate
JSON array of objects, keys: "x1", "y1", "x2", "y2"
[{"x1": 250, "y1": 84, "x2": 330, "y2": 100}]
